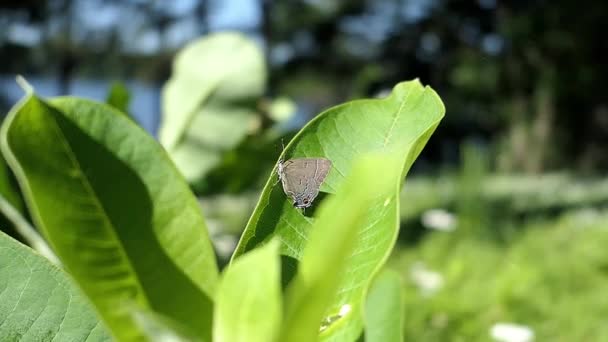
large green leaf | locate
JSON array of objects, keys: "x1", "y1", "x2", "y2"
[
  {"x1": 160, "y1": 32, "x2": 266, "y2": 182},
  {"x1": 213, "y1": 240, "x2": 282, "y2": 342},
  {"x1": 364, "y1": 270, "x2": 403, "y2": 342},
  {"x1": 0, "y1": 231, "x2": 111, "y2": 341},
  {"x1": 1, "y1": 94, "x2": 218, "y2": 340},
  {"x1": 280, "y1": 155, "x2": 401, "y2": 342},
  {"x1": 233, "y1": 80, "x2": 445, "y2": 340}
]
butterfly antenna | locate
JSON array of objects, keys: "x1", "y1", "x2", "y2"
[
  {"x1": 278, "y1": 138, "x2": 286, "y2": 164},
  {"x1": 276, "y1": 138, "x2": 285, "y2": 186}
]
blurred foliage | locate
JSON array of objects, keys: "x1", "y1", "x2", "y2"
[
  {"x1": 198, "y1": 131, "x2": 288, "y2": 195},
  {"x1": 400, "y1": 173, "x2": 608, "y2": 225},
  {"x1": 2, "y1": 0, "x2": 606, "y2": 172},
  {"x1": 390, "y1": 142, "x2": 608, "y2": 340},
  {"x1": 390, "y1": 207, "x2": 608, "y2": 341},
  {"x1": 159, "y1": 32, "x2": 268, "y2": 184},
  {"x1": 105, "y1": 81, "x2": 131, "y2": 117}
]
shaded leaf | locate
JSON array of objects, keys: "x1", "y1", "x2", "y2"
[
  {"x1": 232, "y1": 80, "x2": 445, "y2": 340},
  {"x1": 0, "y1": 231, "x2": 111, "y2": 341},
  {"x1": 1, "y1": 94, "x2": 218, "y2": 340},
  {"x1": 213, "y1": 240, "x2": 282, "y2": 342},
  {"x1": 0, "y1": 155, "x2": 22, "y2": 212}
]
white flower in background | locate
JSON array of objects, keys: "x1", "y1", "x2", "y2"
[
  {"x1": 490, "y1": 322, "x2": 535, "y2": 342},
  {"x1": 212, "y1": 234, "x2": 238, "y2": 259},
  {"x1": 421, "y1": 208, "x2": 457, "y2": 232},
  {"x1": 410, "y1": 262, "x2": 443, "y2": 296},
  {"x1": 569, "y1": 208, "x2": 600, "y2": 228},
  {"x1": 374, "y1": 88, "x2": 391, "y2": 98}
]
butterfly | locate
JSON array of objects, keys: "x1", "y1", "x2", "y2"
[{"x1": 277, "y1": 158, "x2": 332, "y2": 209}]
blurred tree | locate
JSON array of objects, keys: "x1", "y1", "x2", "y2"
[
  {"x1": 1, "y1": 0, "x2": 607, "y2": 173},
  {"x1": 266, "y1": 0, "x2": 608, "y2": 173}
]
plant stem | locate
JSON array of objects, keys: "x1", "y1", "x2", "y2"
[{"x1": 0, "y1": 195, "x2": 60, "y2": 265}]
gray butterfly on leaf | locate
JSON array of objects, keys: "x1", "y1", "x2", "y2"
[{"x1": 277, "y1": 157, "x2": 332, "y2": 209}]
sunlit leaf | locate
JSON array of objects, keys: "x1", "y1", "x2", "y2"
[
  {"x1": 233, "y1": 80, "x2": 445, "y2": 340},
  {"x1": 280, "y1": 155, "x2": 401, "y2": 342},
  {"x1": 1, "y1": 94, "x2": 218, "y2": 340},
  {"x1": 364, "y1": 269, "x2": 403, "y2": 342},
  {"x1": 0, "y1": 231, "x2": 111, "y2": 341},
  {"x1": 214, "y1": 240, "x2": 282, "y2": 342}
]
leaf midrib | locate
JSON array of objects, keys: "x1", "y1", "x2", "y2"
[
  {"x1": 383, "y1": 90, "x2": 411, "y2": 147},
  {"x1": 44, "y1": 102, "x2": 150, "y2": 307}
]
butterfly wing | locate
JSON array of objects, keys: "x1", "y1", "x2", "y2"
[
  {"x1": 312, "y1": 158, "x2": 331, "y2": 186},
  {"x1": 280, "y1": 158, "x2": 332, "y2": 208}
]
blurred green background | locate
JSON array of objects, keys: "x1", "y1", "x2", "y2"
[{"x1": 1, "y1": 1, "x2": 607, "y2": 341}]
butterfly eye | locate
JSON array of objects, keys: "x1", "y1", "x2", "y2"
[{"x1": 303, "y1": 199, "x2": 309, "y2": 204}]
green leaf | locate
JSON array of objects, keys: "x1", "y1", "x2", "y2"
[
  {"x1": 213, "y1": 240, "x2": 282, "y2": 342},
  {"x1": 0, "y1": 192, "x2": 58, "y2": 264},
  {"x1": 0, "y1": 153, "x2": 55, "y2": 260},
  {"x1": 233, "y1": 80, "x2": 445, "y2": 340},
  {"x1": 105, "y1": 81, "x2": 131, "y2": 117},
  {"x1": 1, "y1": 94, "x2": 219, "y2": 340},
  {"x1": 364, "y1": 270, "x2": 403, "y2": 342},
  {"x1": 0, "y1": 155, "x2": 22, "y2": 212},
  {"x1": 160, "y1": 32, "x2": 266, "y2": 182},
  {"x1": 169, "y1": 106, "x2": 260, "y2": 182},
  {"x1": 280, "y1": 155, "x2": 401, "y2": 342},
  {"x1": 0, "y1": 231, "x2": 111, "y2": 341}
]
